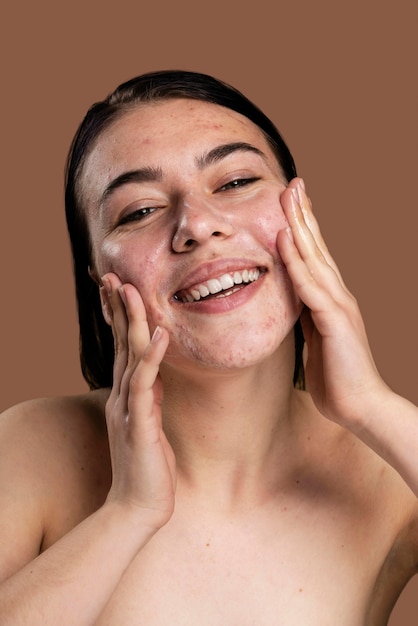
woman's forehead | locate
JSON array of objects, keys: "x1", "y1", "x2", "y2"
[
  {"x1": 98, "y1": 98, "x2": 268, "y2": 151},
  {"x1": 80, "y1": 98, "x2": 279, "y2": 208}
]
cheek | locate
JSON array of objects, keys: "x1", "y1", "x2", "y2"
[
  {"x1": 96, "y1": 239, "x2": 153, "y2": 294},
  {"x1": 251, "y1": 199, "x2": 288, "y2": 253},
  {"x1": 96, "y1": 240, "x2": 131, "y2": 278},
  {"x1": 97, "y1": 229, "x2": 169, "y2": 278},
  {"x1": 96, "y1": 238, "x2": 166, "y2": 323}
]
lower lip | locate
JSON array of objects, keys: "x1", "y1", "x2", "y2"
[{"x1": 172, "y1": 273, "x2": 266, "y2": 314}]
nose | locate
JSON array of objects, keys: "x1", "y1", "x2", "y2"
[{"x1": 171, "y1": 196, "x2": 235, "y2": 253}]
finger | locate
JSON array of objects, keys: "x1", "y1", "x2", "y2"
[
  {"x1": 127, "y1": 326, "x2": 170, "y2": 438},
  {"x1": 115, "y1": 284, "x2": 170, "y2": 434},
  {"x1": 102, "y1": 273, "x2": 129, "y2": 398},
  {"x1": 279, "y1": 185, "x2": 351, "y2": 305},
  {"x1": 277, "y1": 226, "x2": 339, "y2": 312},
  {"x1": 284, "y1": 179, "x2": 346, "y2": 285},
  {"x1": 117, "y1": 282, "x2": 153, "y2": 404},
  {"x1": 120, "y1": 283, "x2": 152, "y2": 366}
]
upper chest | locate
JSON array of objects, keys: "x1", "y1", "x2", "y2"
[{"x1": 95, "y1": 482, "x2": 416, "y2": 626}]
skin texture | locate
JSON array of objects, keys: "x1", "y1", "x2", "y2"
[
  {"x1": 0, "y1": 98, "x2": 417, "y2": 625},
  {"x1": 85, "y1": 100, "x2": 302, "y2": 372}
]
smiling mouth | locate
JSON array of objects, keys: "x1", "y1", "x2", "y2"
[{"x1": 174, "y1": 267, "x2": 264, "y2": 303}]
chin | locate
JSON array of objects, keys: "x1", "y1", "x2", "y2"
[{"x1": 163, "y1": 315, "x2": 298, "y2": 373}]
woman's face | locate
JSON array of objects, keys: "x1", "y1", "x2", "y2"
[{"x1": 82, "y1": 98, "x2": 302, "y2": 371}]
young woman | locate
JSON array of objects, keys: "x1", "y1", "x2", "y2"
[{"x1": 0, "y1": 70, "x2": 417, "y2": 625}]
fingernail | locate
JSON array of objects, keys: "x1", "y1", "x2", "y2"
[
  {"x1": 151, "y1": 326, "x2": 162, "y2": 343},
  {"x1": 293, "y1": 183, "x2": 304, "y2": 205},
  {"x1": 299, "y1": 178, "x2": 306, "y2": 191},
  {"x1": 290, "y1": 188, "x2": 299, "y2": 210},
  {"x1": 286, "y1": 226, "x2": 294, "y2": 243},
  {"x1": 118, "y1": 286, "x2": 127, "y2": 305}
]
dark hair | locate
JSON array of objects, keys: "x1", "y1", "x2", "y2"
[{"x1": 65, "y1": 69, "x2": 305, "y2": 390}]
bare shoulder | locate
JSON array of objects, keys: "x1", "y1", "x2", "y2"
[
  {"x1": 0, "y1": 390, "x2": 111, "y2": 580},
  {"x1": 294, "y1": 390, "x2": 418, "y2": 615},
  {"x1": 0, "y1": 390, "x2": 110, "y2": 479},
  {"x1": 298, "y1": 389, "x2": 418, "y2": 552}
]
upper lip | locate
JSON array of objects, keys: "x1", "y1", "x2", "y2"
[{"x1": 172, "y1": 258, "x2": 267, "y2": 298}]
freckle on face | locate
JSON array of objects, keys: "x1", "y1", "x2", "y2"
[{"x1": 82, "y1": 99, "x2": 300, "y2": 371}]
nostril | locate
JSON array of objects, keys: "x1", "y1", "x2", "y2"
[
  {"x1": 184, "y1": 239, "x2": 195, "y2": 247},
  {"x1": 212, "y1": 231, "x2": 221, "y2": 237}
]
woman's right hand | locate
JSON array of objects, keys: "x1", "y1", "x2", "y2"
[{"x1": 100, "y1": 273, "x2": 176, "y2": 531}]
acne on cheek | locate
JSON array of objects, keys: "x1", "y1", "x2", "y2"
[
  {"x1": 99, "y1": 240, "x2": 131, "y2": 279},
  {"x1": 99, "y1": 239, "x2": 164, "y2": 322},
  {"x1": 248, "y1": 185, "x2": 288, "y2": 248},
  {"x1": 255, "y1": 210, "x2": 288, "y2": 252}
]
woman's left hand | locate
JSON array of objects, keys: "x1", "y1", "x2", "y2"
[{"x1": 277, "y1": 177, "x2": 388, "y2": 427}]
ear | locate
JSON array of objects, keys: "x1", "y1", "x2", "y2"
[
  {"x1": 88, "y1": 265, "x2": 112, "y2": 327},
  {"x1": 88, "y1": 264, "x2": 100, "y2": 285},
  {"x1": 99, "y1": 286, "x2": 113, "y2": 326}
]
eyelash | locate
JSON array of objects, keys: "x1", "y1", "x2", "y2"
[
  {"x1": 115, "y1": 177, "x2": 261, "y2": 227},
  {"x1": 117, "y1": 206, "x2": 158, "y2": 226},
  {"x1": 218, "y1": 176, "x2": 260, "y2": 191}
]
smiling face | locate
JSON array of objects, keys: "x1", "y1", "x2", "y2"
[{"x1": 81, "y1": 98, "x2": 302, "y2": 372}]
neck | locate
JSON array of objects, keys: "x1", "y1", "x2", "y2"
[{"x1": 160, "y1": 333, "x2": 305, "y2": 507}]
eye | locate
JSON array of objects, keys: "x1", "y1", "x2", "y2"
[
  {"x1": 217, "y1": 177, "x2": 260, "y2": 192},
  {"x1": 117, "y1": 206, "x2": 158, "y2": 226}
]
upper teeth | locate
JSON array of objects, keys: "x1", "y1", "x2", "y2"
[{"x1": 180, "y1": 268, "x2": 260, "y2": 303}]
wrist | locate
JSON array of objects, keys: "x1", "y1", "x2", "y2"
[{"x1": 102, "y1": 497, "x2": 172, "y2": 537}]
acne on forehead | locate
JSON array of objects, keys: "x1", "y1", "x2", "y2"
[
  {"x1": 81, "y1": 99, "x2": 282, "y2": 211},
  {"x1": 200, "y1": 123, "x2": 224, "y2": 131},
  {"x1": 93, "y1": 98, "x2": 265, "y2": 149}
]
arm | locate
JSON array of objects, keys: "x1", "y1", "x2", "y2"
[
  {"x1": 277, "y1": 178, "x2": 418, "y2": 495},
  {"x1": 0, "y1": 502, "x2": 162, "y2": 625},
  {"x1": 0, "y1": 275, "x2": 175, "y2": 625}
]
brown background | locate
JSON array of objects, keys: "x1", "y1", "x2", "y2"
[{"x1": 1, "y1": 0, "x2": 416, "y2": 621}]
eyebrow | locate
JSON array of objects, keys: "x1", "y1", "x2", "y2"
[
  {"x1": 100, "y1": 141, "x2": 267, "y2": 207},
  {"x1": 195, "y1": 142, "x2": 267, "y2": 168},
  {"x1": 101, "y1": 166, "x2": 163, "y2": 205}
]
